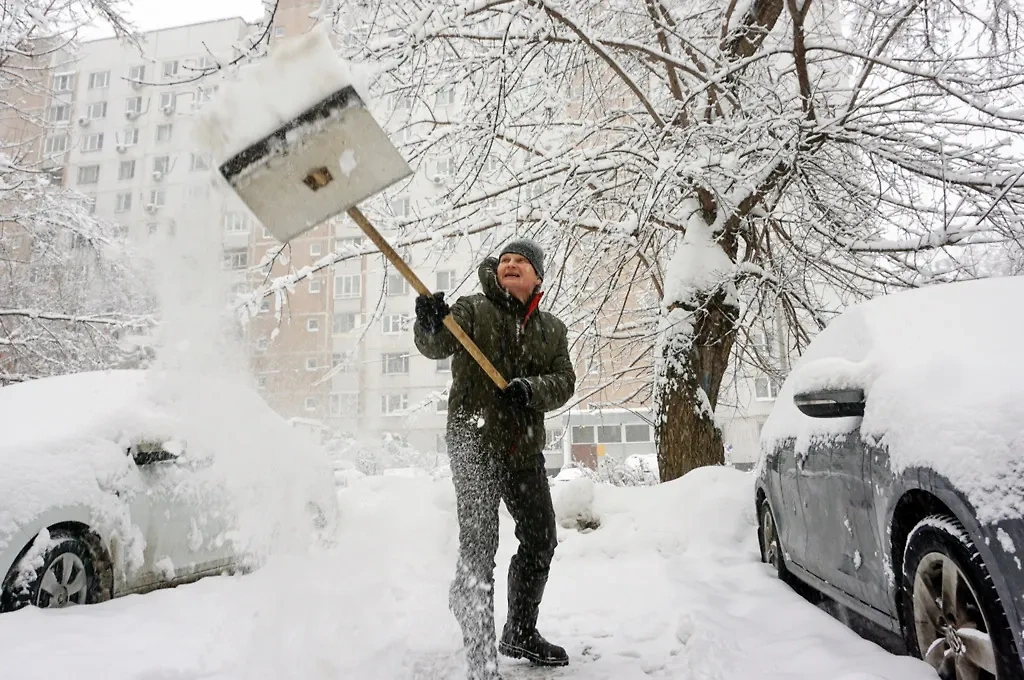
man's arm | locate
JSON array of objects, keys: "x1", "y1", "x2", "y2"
[
  {"x1": 523, "y1": 320, "x2": 576, "y2": 412},
  {"x1": 413, "y1": 296, "x2": 474, "y2": 360}
]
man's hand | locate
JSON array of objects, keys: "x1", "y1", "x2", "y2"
[
  {"x1": 502, "y1": 377, "x2": 532, "y2": 408},
  {"x1": 415, "y1": 292, "x2": 450, "y2": 334}
]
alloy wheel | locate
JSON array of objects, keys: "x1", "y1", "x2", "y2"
[
  {"x1": 35, "y1": 553, "x2": 89, "y2": 608},
  {"x1": 913, "y1": 551, "x2": 997, "y2": 679}
]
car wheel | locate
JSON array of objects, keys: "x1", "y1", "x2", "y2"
[
  {"x1": 900, "y1": 514, "x2": 1023, "y2": 680},
  {"x1": 759, "y1": 499, "x2": 787, "y2": 579},
  {"x1": 1, "y1": 531, "x2": 100, "y2": 612}
]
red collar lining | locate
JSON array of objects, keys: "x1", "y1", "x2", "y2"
[{"x1": 522, "y1": 291, "x2": 543, "y2": 328}]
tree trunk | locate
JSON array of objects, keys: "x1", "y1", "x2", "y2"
[{"x1": 656, "y1": 290, "x2": 739, "y2": 481}]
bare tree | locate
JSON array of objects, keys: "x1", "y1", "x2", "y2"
[
  {"x1": 244, "y1": 1, "x2": 1024, "y2": 480},
  {"x1": 0, "y1": 0, "x2": 153, "y2": 383}
]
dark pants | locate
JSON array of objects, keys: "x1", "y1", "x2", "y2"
[{"x1": 448, "y1": 451, "x2": 558, "y2": 678}]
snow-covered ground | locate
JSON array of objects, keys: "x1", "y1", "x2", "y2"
[{"x1": 0, "y1": 467, "x2": 935, "y2": 680}]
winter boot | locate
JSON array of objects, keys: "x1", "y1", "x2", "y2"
[{"x1": 499, "y1": 624, "x2": 569, "y2": 667}]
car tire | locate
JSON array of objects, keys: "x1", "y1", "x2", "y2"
[
  {"x1": 758, "y1": 498, "x2": 787, "y2": 580},
  {"x1": 900, "y1": 514, "x2": 1023, "y2": 680},
  {"x1": 1, "y1": 531, "x2": 101, "y2": 613}
]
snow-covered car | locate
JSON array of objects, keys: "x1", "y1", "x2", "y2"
[
  {"x1": 754, "y1": 276, "x2": 1024, "y2": 679},
  {"x1": 0, "y1": 370, "x2": 339, "y2": 612}
]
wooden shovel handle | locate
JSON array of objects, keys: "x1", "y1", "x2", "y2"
[{"x1": 346, "y1": 206, "x2": 509, "y2": 390}]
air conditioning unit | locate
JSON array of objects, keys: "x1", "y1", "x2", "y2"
[
  {"x1": 152, "y1": 171, "x2": 164, "y2": 182},
  {"x1": 125, "y1": 110, "x2": 140, "y2": 120},
  {"x1": 115, "y1": 144, "x2": 128, "y2": 154},
  {"x1": 144, "y1": 204, "x2": 158, "y2": 214},
  {"x1": 161, "y1": 105, "x2": 175, "y2": 115},
  {"x1": 77, "y1": 116, "x2": 90, "y2": 127}
]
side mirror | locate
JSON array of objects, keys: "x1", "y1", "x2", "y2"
[
  {"x1": 130, "y1": 440, "x2": 184, "y2": 466},
  {"x1": 793, "y1": 388, "x2": 865, "y2": 418}
]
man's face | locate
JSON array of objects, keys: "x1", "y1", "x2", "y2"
[{"x1": 498, "y1": 253, "x2": 541, "y2": 302}]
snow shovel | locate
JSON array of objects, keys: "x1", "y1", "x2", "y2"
[{"x1": 217, "y1": 85, "x2": 508, "y2": 390}]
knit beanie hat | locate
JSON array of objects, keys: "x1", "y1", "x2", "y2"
[{"x1": 499, "y1": 239, "x2": 544, "y2": 280}]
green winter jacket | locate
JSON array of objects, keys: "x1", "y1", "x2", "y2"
[{"x1": 414, "y1": 257, "x2": 576, "y2": 470}]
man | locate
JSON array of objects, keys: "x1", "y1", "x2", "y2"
[{"x1": 414, "y1": 239, "x2": 576, "y2": 680}]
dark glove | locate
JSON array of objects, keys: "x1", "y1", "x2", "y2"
[
  {"x1": 502, "y1": 377, "x2": 533, "y2": 409},
  {"x1": 415, "y1": 292, "x2": 449, "y2": 334}
]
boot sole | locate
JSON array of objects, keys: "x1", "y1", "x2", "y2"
[{"x1": 498, "y1": 641, "x2": 569, "y2": 667}]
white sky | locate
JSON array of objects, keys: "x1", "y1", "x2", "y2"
[{"x1": 82, "y1": 0, "x2": 266, "y2": 40}]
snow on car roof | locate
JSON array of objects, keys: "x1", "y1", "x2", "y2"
[
  {"x1": 761, "y1": 276, "x2": 1024, "y2": 523},
  {"x1": 0, "y1": 370, "x2": 169, "y2": 458}
]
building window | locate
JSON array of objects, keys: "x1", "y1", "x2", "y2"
[
  {"x1": 190, "y1": 153, "x2": 209, "y2": 171},
  {"x1": 44, "y1": 135, "x2": 69, "y2": 154},
  {"x1": 382, "y1": 314, "x2": 410, "y2": 334},
  {"x1": 86, "y1": 101, "x2": 107, "y2": 119},
  {"x1": 754, "y1": 376, "x2": 782, "y2": 401},
  {"x1": 162, "y1": 60, "x2": 179, "y2": 78},
  {"x1": 88, "y1": 71, "x2": 110, "y2": 89},
  {"x1": 258, "y1": 297, "x2": 271, "y2": 313},
  {"x1": 81, "y1": 133, "x2": 103, "y2": 152},
  {"x1": 333, "y1": 312, "x2": 357, "y2": 333},
  {"x1": 76, "y1": 165, "x2": 99, "y2": 185},
  {"x1": 118, "y1": 160, "x2": 135, "y2": 180},
  {"x1": 381, "y1": 393, "x2": 408, "y2": 415},
  {"x1": 310, "y1": 242, "x2": 323, "y2": 256},
  {"x1": 153, "y1": 155, "x2": 171, "y2": 175},
  {"x1": 128, "y1": 64, "x2": 146, "y2": 81},
  {"x1": 435, "y1": 433, "x2": 447, "y2": 454},
  {"x1": 125, "y1": 96, "x2": 142, "y2": 115},
  {"x1": 330, "y1": 392, "x2": 359, "y2": 416},
  {"x1": 307, "y1": 318, "x2": 320, "y2": 332},
  {"x1": 434, "y1": 85, "x2": 457, "y2": 107},
  {"x1": 148, "y1": 188, "x2": 166, "y2": 207},
  {"x1": 306, "y1": 357, "x2": 318, "y2": 371},
  {"x1": 382, "y1": 352, "x2": 409, "y2": 375},
  {"x1": 571, "y1": 425, "x2": 594, "y2": 444},
  {"x1": 304, "y1": 396, "x2": 318, "y2": 412},
  {"x1": 309, "y1": 278, "x2": 322, "y2": 294},
  {"x1": 224, "y1": 212, "x2": 249, "y2": 233},
  {"x1": 53, "y1": 73, "x2": 75, "y2": 92},
  {"x1": 386, "y1": 271, "x2": 408, "y2": 297},
  {"x1": 274, "y1": 26, "x2": 286, "y2": 37},
  {"x1": 147, "y1": 222, "x2": 159, "y2": 236},
  {"x1": 436, "y1": 270, "x2": 457, "y2": 292},
  {"x1": 597, "y1": 425, "x2": 622, "y2": 444},
  {"x1": 223, "y1": 249, "x2": 248, "y2": 269},
  {"x1": 436, "y1": 398, "x2": 449, "y2": 413},
  {"x1": 334, "y1": 236, "x2": 363, "y2": 252},
  {"x1": 334, "y1": 274, "x2": 361, "y2": 298},
  {"x1": 83, "y1": 194, "x2": 97, "y2": 213},
  {"x1": 115, "y1": 191, "x2": 132, "y2": 213},
  {"x1": 390, "y1": 196, "x2": 411, "y2": 218},
  {"x1": 156, "y1": 124, "x2": 173, "y2": 143},
  {"x1": 159, "y1": 91, "x2": 176, "y2": 112},
  {"x1": 436, "y1": 357, "x2": 451, "y2": 373},
  {"x1": 121, "y1": 127, "x2": 140, "y2": 146},
  {"x1": 332, "y1": 351, "x2": 356, "y2": 371},
  {"x1": 48, "y1": 104, "x2": 71, "y2": 123},
  {"x1": 625, "y1": 423, "x2": 652, "y2": 443}
]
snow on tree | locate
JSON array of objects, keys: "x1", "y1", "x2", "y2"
[
  {"x1": 235, "y1": 1, "x2": 1024, "y2": 480},
  {"x1": 0, "y1": 0, "x2": 152, "y2": 384}
]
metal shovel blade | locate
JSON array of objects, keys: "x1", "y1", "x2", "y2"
[{"x1": 218, "y1": 86, "x2": 412, "y2": 243}]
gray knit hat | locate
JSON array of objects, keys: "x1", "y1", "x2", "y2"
[{"x1": 499, "y1": 239, "x2": 544, "y2": 280}]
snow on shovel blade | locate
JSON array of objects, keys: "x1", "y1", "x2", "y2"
[{"x1": 218, "y1": 85, "x2": 412, "y2": 244}]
